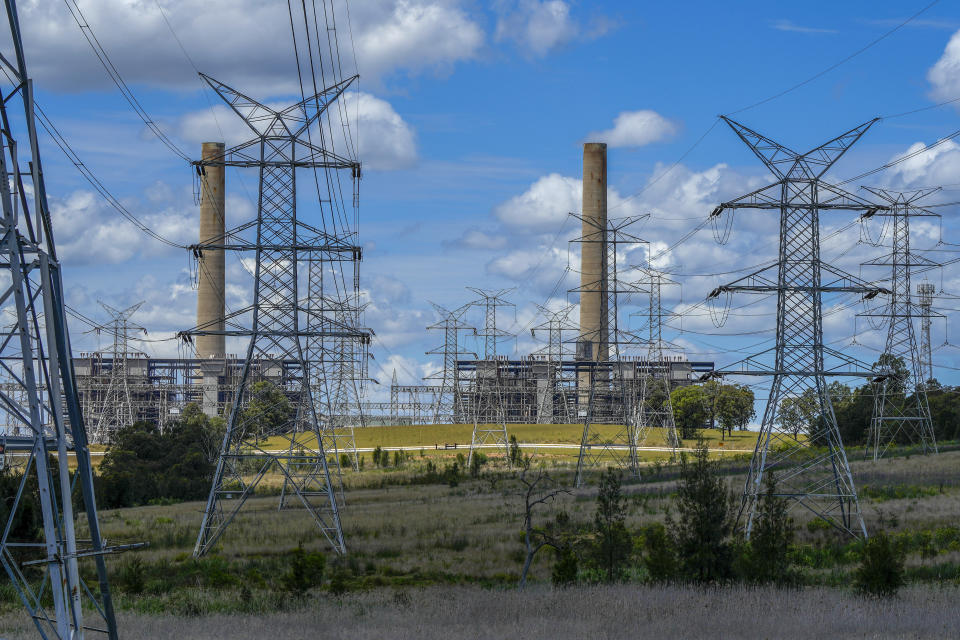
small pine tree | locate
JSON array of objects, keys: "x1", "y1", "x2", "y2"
[
  {"x1": 670, "y1": 440, "x2": 736, "y2": 584},
  {"x1": 592, "y1": 467, "x2": 633, "y2": 582},
  {"x1": 470, "y1": 452, "x2": 487, "y2": 478},
  {"x1": 509, "y1": 435, "x2": 521, "y2": 466},
  {"x1": 854, "y1": 531, "x2": 905, "y2": 597},
  {"x1": 283, "y1": 544, "x2": 326, "y2": 596},
  {"x1": 642, "y1": 523, "x2": 677, "y2": 583},
  {"x1": 552, "y1": 546, "x2": 578, "y2": 587},
  {"x1": 393, "y1": 450, "x2": 402, "y2": 467},
  {"x1": 742, "y1": 472, "x2": 795, "y2": 585},
  {"x1": 372, "y1": 446, "x2": 383, "y2": 468}
]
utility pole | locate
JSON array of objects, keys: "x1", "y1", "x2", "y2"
[
  {"x1": 634, "y1": 268, "x2": 680, "y2": 452},
  {"x1": 859, "y1": 188, "x2": 940, "y2": 459},
  {"x1": 707, "y1": 117, "x2": 888, "y2": 539},
  {"x1": 0, "y1": 0, "x2": 118, "y2": 635},
  {"x1": 186, "y1": 74, "x2": 367, "y2": 557}
]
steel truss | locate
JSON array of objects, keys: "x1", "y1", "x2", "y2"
[
  {"x1": 572, "y1": 215, "x2": 651, "y2": 485},
  {"x1": 187, "y1": 74, "x2": 368, "y2": 557},
  {"x1": 466, "y1": 288, "x2": 514, "y2": 465},
  {"x1": 707, "y1": 117, "x2": 889, "y2": 538},
  {"x1": 0, "y1": 0, "x2": 118, "y2": 635},
  {"x1": 425, "y1": 303, "x2": 474, "y2": 423},
  {"x1": 86, "y1": 301, "x2": 146, "y2": 443},
  {"x1": 531, "y1": 304, "x2": 578, "y2": 424},
  {"x1": 859, "y1": 188, "x2": 940, "y2": 459}
]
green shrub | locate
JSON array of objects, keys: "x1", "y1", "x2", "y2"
[
  {"x1": 642, "y1": 523, "x2": 677, "y2": 583},
  {"x1": 552, "y1": 546, "x2": 578, "y2": 586},
  {"x1": 854, "y1": 531, "x2": 905, "y2": 597},
  {"x1": 282, "y1": 545, "x2": 326, "y2": 596}
]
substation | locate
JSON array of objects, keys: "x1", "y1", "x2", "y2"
[{"x1": 0, "y1": 0, "x2": 954, "y2": 637}]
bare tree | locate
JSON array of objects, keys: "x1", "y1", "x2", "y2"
[{"x1": 518, "y1": 459, "x2": 571, "y2": 589}]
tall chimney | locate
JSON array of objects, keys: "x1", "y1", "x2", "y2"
[
  {"x1": 578, "y1": 142, "x2": 608, "y2": 364},
  {"x1": 196, "y1": 141, "x2": 226, "y2": 359}
]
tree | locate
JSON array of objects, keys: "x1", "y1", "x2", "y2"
[
  {"x1": 854, "y1": 531, "x2": 905, "y2": 598},
  {"x1": 671, "y1": 385, "x2": 708, "y2": 440},
  {"x1": 642, "y1": 523, "x2": 677, "y2": 582},
  {"x1": 777, "y1": 390, "x2": 818, "y2": 441},
  {"x1": 469, "y1": 451, "x2": 487, "y2": 478},
  {"x1": 591, "y1": 467, "x2": 633, "y2": 583},
  {"x1": 241, "y1": 381, "x2": 294, "y2": 442},
  {"x1": 96, "y1": 405, "x2": 218, "y2": 508},
  {"x1": 716, "y1": 384, "x2": 756, "y2": 438},
  {"x1": 740, "y1": 472, "x2": 795, "y2": 585},
  {"x1": 509, "y1": 434, "x2": 522, "y2": 466},
  {"x1": 702, "y1": 379, "x2": 722, "y2": 431},
  {"x1": 516, "y1": 459, "x2": 571, "y2": 589},
  {"x1": 670, "y1": 441, "x2": 736, "y2": 584}
]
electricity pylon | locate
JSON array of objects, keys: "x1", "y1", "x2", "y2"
[
  {"x1": 859, "y1": 188, "x2": 940, "y2": 459},
  {"x1": 572, "y1": 215, "x2": 647, "y2": 486},
  {"x1": 188, "y1": 74, "x2": 367, "y2": 557},
  {"x1": 0, "y1": 0, "x2": 118, "y2": 635},
  {"x1": 634, "y1": 268, "x2": 680, "y2": 451},
  {"x1": 466, "y1": 288, "x2": 514, "y2": 466},
  {"x1": 707, "y1": 117, "x2": 889, "y2": 539},
  {"x1": 425, "y1": 302, "x2": 474, "y2": 423},
  {"x1": 917, "y1": 280, "x2": 936, "y2": 383},
  {"x1": 88, "y1": 300, "x2": 146, "y2": 443},
  {"x1": 531, "y1": 303, "x2": 578, "y2": 423}
]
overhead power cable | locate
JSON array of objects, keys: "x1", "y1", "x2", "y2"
[{"x1": 62, "y1": 0, "x2": 191, "y2": 162}]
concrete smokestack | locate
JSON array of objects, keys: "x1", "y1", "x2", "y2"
[
  {"x1": 196, "y1": 141, "x2": 226, "y2": 359},
  {"x1": 578, "y1": 142, "x2": 608, "y2": 364}
]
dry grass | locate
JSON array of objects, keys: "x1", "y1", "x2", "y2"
[{"x1": 3, "y1": 583, "x2": 958, "y2": 639}]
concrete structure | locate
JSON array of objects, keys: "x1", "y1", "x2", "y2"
[
  {"x1": 197, "y1": 142, "x2": 226, "y2": 416},
  {"x1": 196, "y1": 142, "x2": 226, "y2": 357},
  {"x1": 577, "y1": 143, "x2": 608, "y2": 406},
  {"x1": 578, "y1": 142, "x2": 608, "y2": 364}
]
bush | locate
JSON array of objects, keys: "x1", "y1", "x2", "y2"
[
  {"x1": 552, "y1": 546, "x2": 578, "y2": 586},
  {"x1": 739, "y1": 472, "x2": 796, "y2": 585},
  {"x1": 591, "y1": 468, "x2": 633, "y2": 583},
  {"x1": 670, "y1": 440, "x2": 736, "y2": 584},
  {"x1": 470, "y1": 452, "x2": 488, "y2": 478},
  {"x1": 642, "y1": 523, "x2": 677, "y2": 583},
  {"x1": 854, "y1": 531, "x2": 905, "y2": 597},
  {"x1": 95, "y1": 405, "x2": 218, "y2": 508},
  {"x1": 282, "y1": 544, "x2": 326, "y2": 596}
]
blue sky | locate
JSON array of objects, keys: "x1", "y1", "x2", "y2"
[{"x1": 14, "y1": 0, "x2": 960, "y2": 405}]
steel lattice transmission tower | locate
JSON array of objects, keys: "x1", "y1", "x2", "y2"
[
  {"x1": 707, "y1": 117, "x2": 889, "y2": 538},
  {"x1": 634, "y1": 268, "x2": 680, "y2": 451},
  {"x1": 917, "y1": 280, "x2": 936, "y2": 383},
  {"x1": 88, "y1": 300, "x2": 146, "y2": 443},
  {"x1": 426, "y1": 302, "x2": 474, "y2": 423},
  {"x1": 531, "y1": 303, "x2": 578, "y2": 423},
  {"x1": 187, "y1": 74, "x2": 367, "y2": 557},
  {"x1": 0, "y1": 0, "x2": 119, "y2": 635},
  {"x1": 573, "y1": 215, "x2": 647, "y2": 486},
  {"x1": 467, "y1": 287, "x2": 514, "y2": 465},
  {"x1": 859, "y1": 188, "x2": 940, "y2": 459}
]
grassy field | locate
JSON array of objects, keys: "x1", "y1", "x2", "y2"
[{"x1": 2, "y1": 438, "x2": 958, "y2": 638}]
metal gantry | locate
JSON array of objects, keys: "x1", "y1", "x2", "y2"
[
  {"x1": 708, "y1": 117, "x2": 889, "y2": 539},
  {"x1": 917, "y1": 280, "x2": 936, "y2": 383},
  {"x1": 466, "y1": 288, "x2": 515, "y2": 465},
  {"x1": 187, "y1": 74, "x2": 368, "y2": 557},
  {"x1": 530, "y1": 304, "x2": 578, "y2": 424},
  {"x1": 0, "y1": 0, "x2": 118, "y2": 635},
  {"x1": 859, "y1": 188, "x2": 940, "y2": 459}
]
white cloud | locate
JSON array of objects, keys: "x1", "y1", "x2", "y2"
[
  {"x1": 448, "y1": 229, "x2": 509, "y2": 250},
  {"x1": 10, "y1": 0, "x2": 484, "y2": 94},
  {"x1": 179, "y1": 91, "x2": 417, "y2": 171},
  {"x1": 493, "y1": 172, "x2": 580, "y2": 232},
  {"x1": 927, "y1": 29, "x2": 960, "y2": 103},
  {"x1": 883, "y1": 139, "x2": 960, "y2": 188},
  {"x1": 770, "y1": 19, "x2": 837, "y2": 35},
  {"x1": 495, "y1": 0, "x2": 579, "y2": 57},
  {"x1": 586, "y1": 110, "x2": 678, "y2": 148}
]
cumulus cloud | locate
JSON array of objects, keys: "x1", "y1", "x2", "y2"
[
  {"x1": 10, "y1": 0, "x2": 484, "y2": 94},
  {"x1": 179, "y1": 91, "x2": 417, "y2": 171},
  {"x1": 928, "y1": 29, "x2": 960, "y2": 103},
  {"x1": 586, "y1": 110, "x2": 678, "y2": 148},
  {"x1": 492, "y1": 172, "x2": 580, "y2": 232},
  {"x1": 495, "y1": 0, "x2": 579, "y2": 57},
  {"x1": 883, "y1": 139, "x2": 960, "y2": 189}
]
